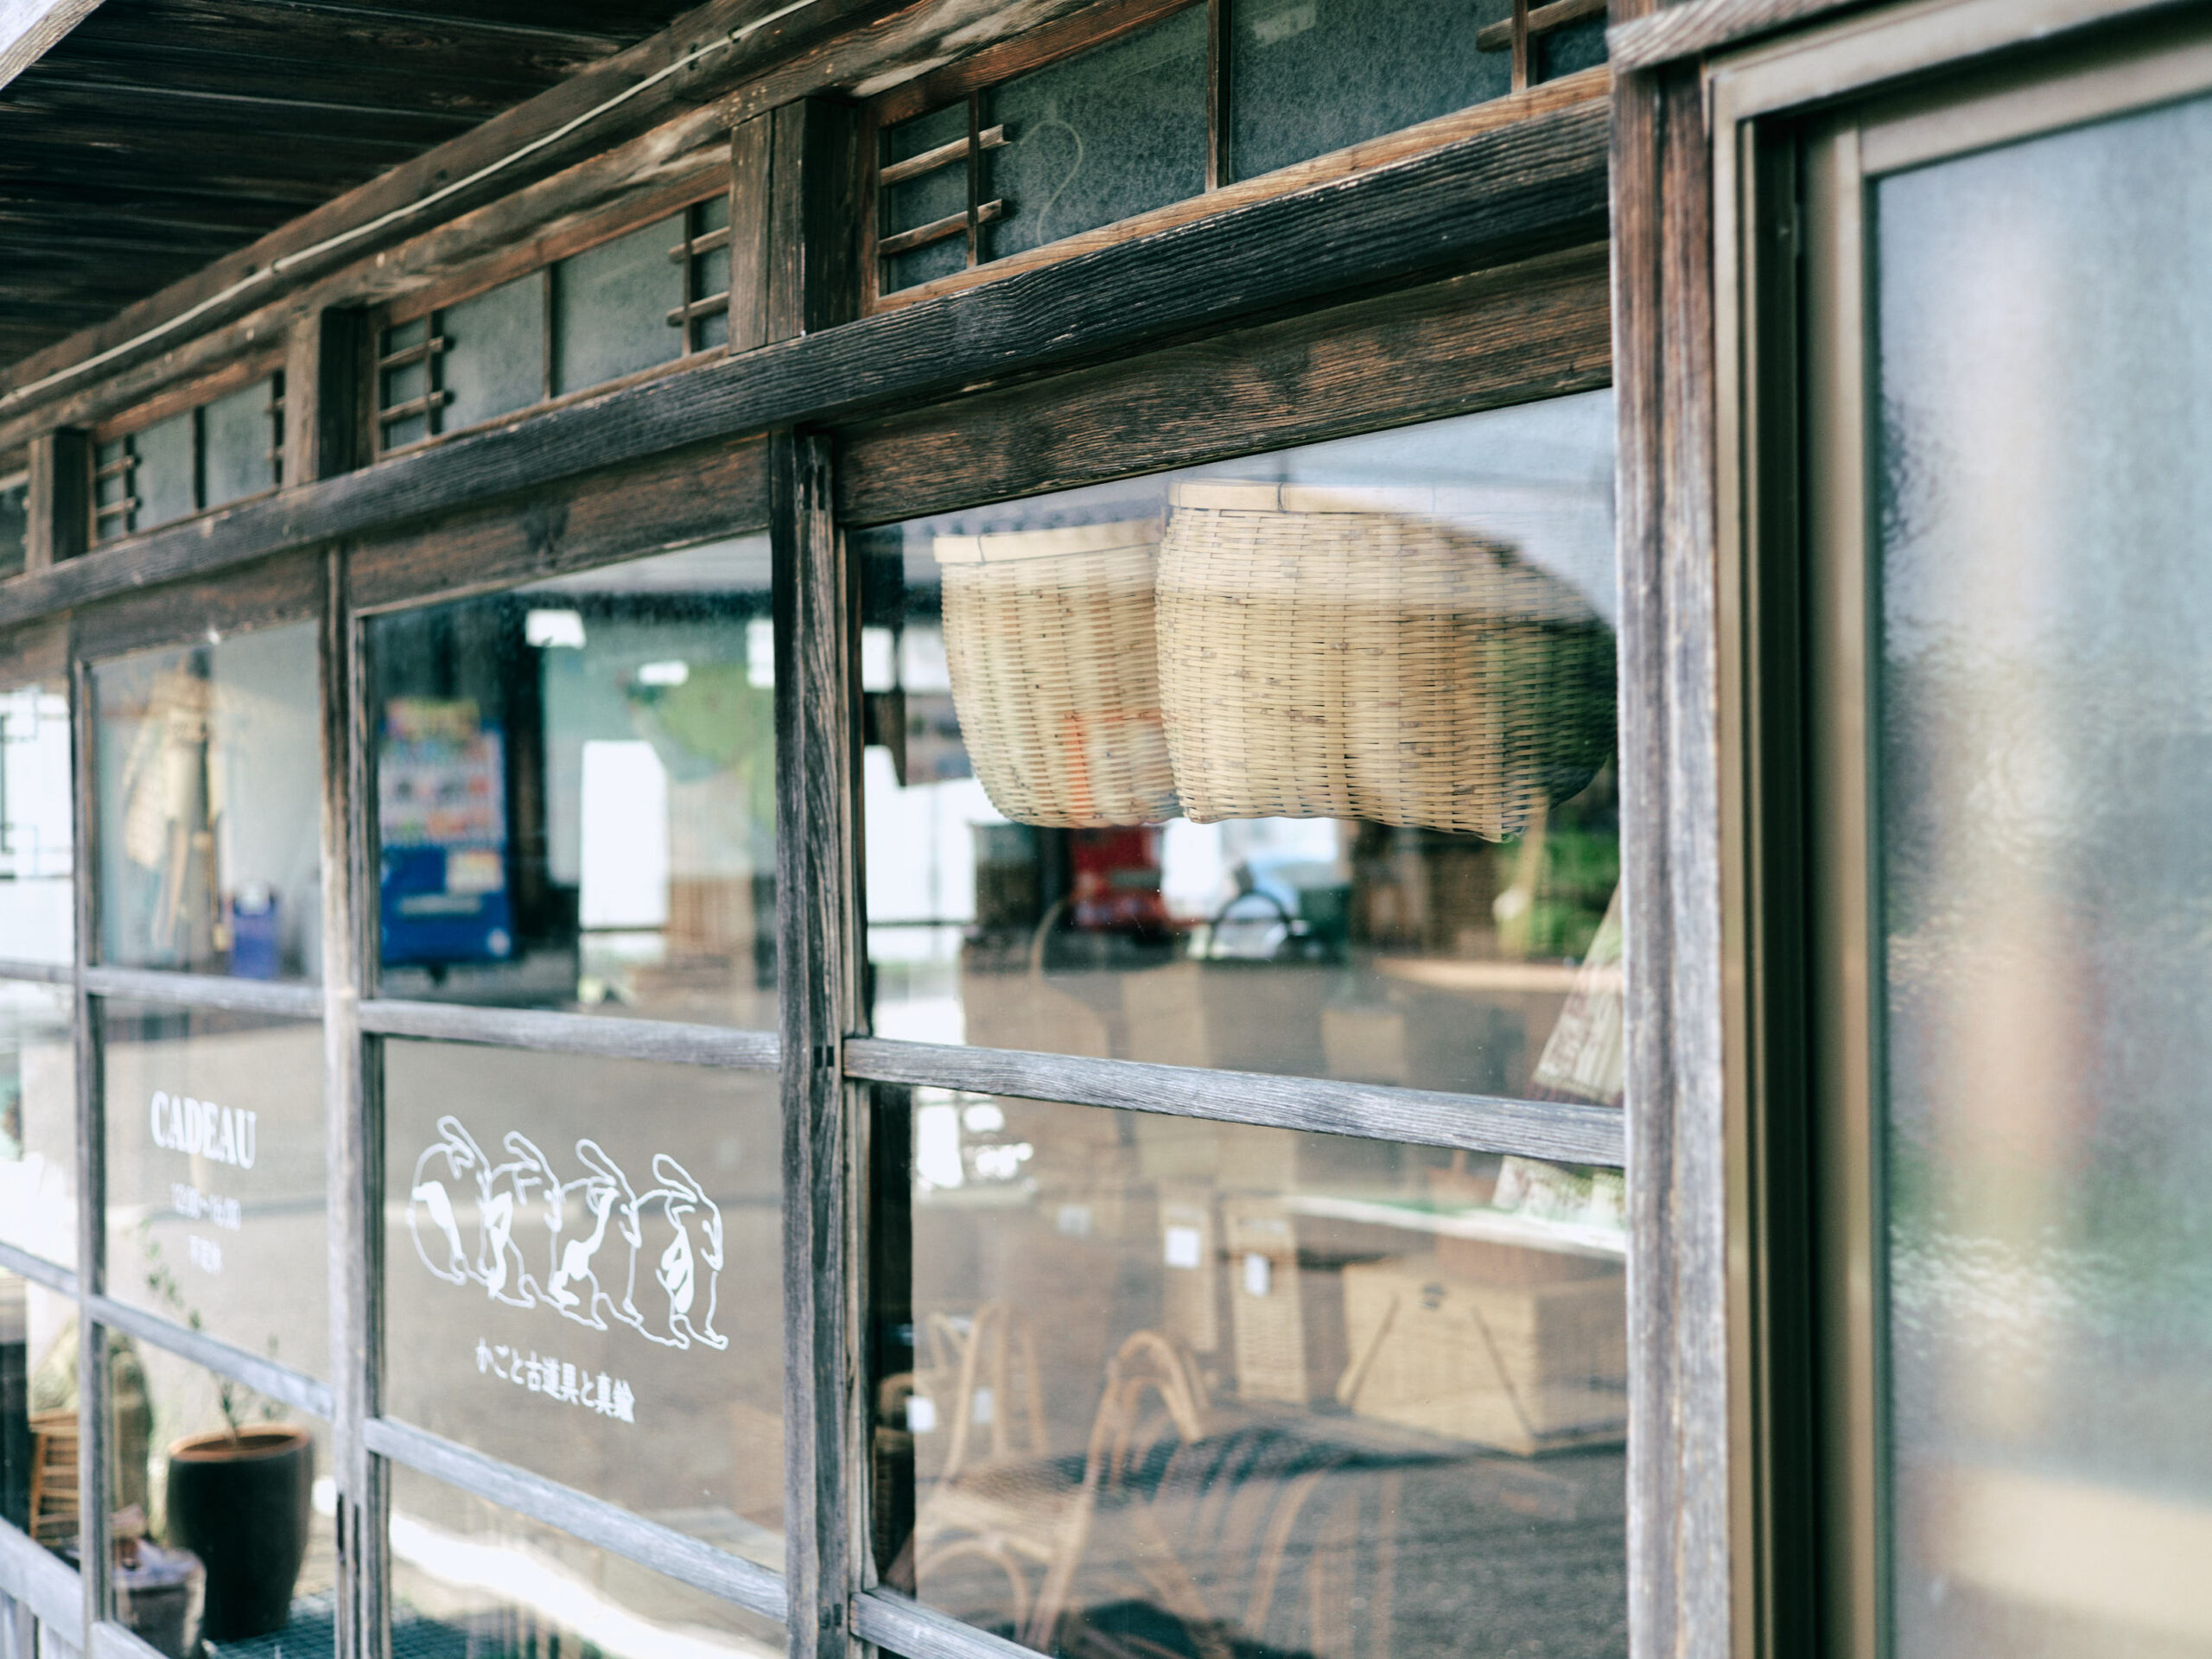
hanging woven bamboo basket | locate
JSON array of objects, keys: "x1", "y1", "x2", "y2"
[
  {"x1": 1154, "y1": 481, "x2": 1613, "y2": 838},
  {"x1": 936, "y1": 518, "x2": 1179, "y2": 828}
]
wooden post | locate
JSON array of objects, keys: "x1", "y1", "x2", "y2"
[
  {"x1": 24, "y1": 429, "x2": 89, "y2": 569},
  {"x1": 730, "y1": 97, "x2": 863, "y2": 352},
  {"x1": 285, "y1": 310, "x2": 365, "y2": 486},
  {"x1": 774, "y1": 429, "x2": 861, "y2": 1659}
]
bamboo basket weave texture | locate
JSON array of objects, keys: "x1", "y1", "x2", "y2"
[
  {"x1": 1155, "y1": 482, "x2": 1614, "y2": 837},
  {"x1": 936, "y1": 519, "x2": 1179, "y2": 827}
]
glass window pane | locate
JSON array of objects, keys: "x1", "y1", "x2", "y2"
[
  {"x1": 93, "y1": 626, "x2": 322, "y2": 981},
  {"x1": 1536, "y1": 15, "x2": 1607, "y2": 83},
  {"x1": 862, "y1": 396, "x2": 1620, "y2": 1101},
  {"x1": 442, "y1": 275, "x2": 548, "y2": 433},
  {"x1": 3, "y1": 1274, "x2": 76, "y2": 1549},
  {"x1": 982, "y1": 6, "x2": 1208, "y2": 262},
  {"x1": 390, "y1": 1466, "x2": 784, "y2": 1659},
  {"x1": 1872, "y1": 90, "x2": 2212, "y2": 1656},
  {"x1": 870, "y1": 1090, "x2": 1627, "y2": 1657},
  {"x1": 0, "y1": 477, "x2": 27, "y2": 579},
  {"x1": 99, "y1": 1345, "x2": 334, "y2": 1659},
  {"x1": 101, "y1": 1001, "x2": 327, "y2": 1379},
  {"x1": 880, "y1": 104, "x2": 972, "y2": 295},
  {"x1": 552, "y1": 218, "x2": 685, "y2": 397},
  {"x1": 0, "y1": 981, "x2": 76, "y2": 1268},
  {"x1": 1227, "y1": 0, "x2": 1513, "y2": 181},
  {"x1": 132, "y1": 411, "x2": 198, "y2": 533},
  {"x1": 382, "y1": 1041, "x2": 782, "y2": 1568},
  {"x1": 0, "y1": 680, "x2": 75, "y2": 964},
  {"x1": 200, "y1": 378, "x2": 279, "y2": 512},
  {"x1": 366, "y1": 537, "x2": 778, "y2": 1024}
]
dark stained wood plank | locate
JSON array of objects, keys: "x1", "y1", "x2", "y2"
[
  {"x1": 67, "y1": 544, "x2": 322, "y2": 662},
  {"x1": 772, "y1": 430, "x2": 861, "y2": 1659},
  {"x1": 0, "y1": 101, "x2": 1607, "y2": 631},
  {"x1": 24, "y1": 428, "x2": 89, "y2": 569},
  {"x1": 839, "y1": 242, "x2": 1611, "y2": 523},
  {"x1": 345, "y1": 435, "x2": 767, "y2": 612},
  {"x1": 285, "y1": 308, "x2": 365, "y2": 485}
]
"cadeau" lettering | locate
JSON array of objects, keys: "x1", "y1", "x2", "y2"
[{"x1": 149, "y1": 1091, "x2": 257, "y2": 1171}]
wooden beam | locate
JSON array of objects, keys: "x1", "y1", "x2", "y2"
[
  {"x1": 284, "y1": 308, "x2": 365, "y2": 484},
  {"x1": 0, "y1": 99, "x2": 1606, "y2": 632},
  {"x1": 23, "y1": 428, "x2": 89, "y2": 569},
  {"x1": 730, "y1": 96, "x2": 864, "y2": 351},
  {"x1": 0, "y1": 0, "x2": 103, "y2": 91},
  {"x1": 838, "y1": 242, "x2": 1611, "y2": 524}
]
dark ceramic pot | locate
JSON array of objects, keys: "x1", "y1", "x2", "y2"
[{"x1": 164, "y1": 1425, "x2": 314, "y2": 1640}]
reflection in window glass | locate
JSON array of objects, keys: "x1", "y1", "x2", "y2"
[
  {"x1": 94, "y1": 626, "x2": 322, "y2": 981},
  {"x1": 871, "y1": 1091, "x2": 1627, "y2": 1658},
  {"x1": 99, "y1": 1347, "x2": 333, "y2": 1659},
  {"x1": 366, "y1": 537, "x2": 778, "y2": 1024},
  {"x1": 2, "y1": 1274, "x2": 75, "y2": 1551},
  {"x1": 0, "y1": 680, "x2": 73, "y2": 964},
  {"x1": 0, "y1": 981, "x2": 75, "y2": 1266},
  {"x1": 102, "y1": 1002, "x2": 327, "y2": 1379},
  {"x1": 383, "y1": 1041, "x2": 783, "y2": 1570},
  {"x1": 861, "y1": 395, "x2": 1620, "y2": 1103},
  {"x1": 391, "y1": 1465, "x2": 784, "y2": 1659}
]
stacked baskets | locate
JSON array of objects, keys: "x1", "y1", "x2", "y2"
[
  {"x1": 935, "y1": 519, "x2": 1179, "y2": 828},
  {"x1": 937, "y1": 487, "x2": 1614, "y2": 838}
]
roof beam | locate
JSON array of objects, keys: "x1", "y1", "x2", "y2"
[{"x1": 0, "y1": 0, "x2": 101, "y2": 90}]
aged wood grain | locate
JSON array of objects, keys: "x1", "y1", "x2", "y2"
[
  {"x1": 855, "y1": 1591, "x2": 1045, "y2": 1659},
  {"x1": 1613, "y1": 31, "x2": 1737, "y2": 1659},
  {"x1": 24, "y1": 429, "x2": 88, "y2": 570},
  {"x1": 357, "y1": 999, "x2": 780, "y2": 1068},
  {"x1": 772, "y1": 430, "x2": 860, "y2": 1659},
  {"x1": 346, "y1": 435, "x2": 767, "y2": 613},
  {"x1": 0, "y1": 1512, "x2": 79, "y2": 1638},
  {"x1": 86, "y1": 1292, "x2": 334, "y2": 1417},
  {"x1": 840, "y1": 242, "x2": 1611, "y2": 523},
  {"x1": 1609, "y1": 0, "x2": 1884, "y2": 69},
  {"x1": 873, "y1": 63, "x2": 1609, "y2": 309},
  {"x1": 66, "y1": 545, "x2": 321, "y2": 663},
  {"x1": 843, "y1": 1039, "x2": 1630, "y2": 1166},
  {"x1": 81, "y1": 966, "x2": 324, "y2": 1019},
  {"x1": 0, "y1": 102, "x2": 1606, "y2": 637}
]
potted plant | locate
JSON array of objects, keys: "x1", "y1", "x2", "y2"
[{"x1": 143, "y1": 1228, "x2": 315, "y2": 1641}]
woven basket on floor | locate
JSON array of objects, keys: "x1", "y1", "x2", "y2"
[
  {"x1": 936, "y1": 519, "x2": 1179, "y2": 827},
  {"x1": 1155, "y1": 482, "x2": 1614, "y2": 837}
]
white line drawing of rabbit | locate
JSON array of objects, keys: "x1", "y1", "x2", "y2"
[
  {"x1": 561, "y1": 1140, "x2": 646, "y2": 1336},
  {"x1": 497, "y1": 1131, "x2": 564, "y2": 1309},
  {"x1": 641, "y1": 1154, "x2": 728, "y2": 1351},
  {"x1": 408, "y1": 1116, "x2": 484, "y2": 1286}
]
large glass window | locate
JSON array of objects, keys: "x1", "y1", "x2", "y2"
[
  {"x1": 1, "y1": 1274, "x2": 74, "y2": 1548},
  {"x1": 101, "y1": 1001, "x2": 327, "y2": 1377},
  {"x1": 0, "y1": 678, "x2": 73, "y2": 967},
  {"x1": 870, "y1": 1094, "x2": 1627, "y2": 1657},
  {"x1": 861, "y1": 397, "x2": 1620, "y2": 1105},
  {"x1": 365, "y1": 537, "x2": 778, "y2": 1024},
  {"x1": 93, "y1": 626, "x2": 322, "y2": 981},
  {"x1": 101, "y1": 1346, "x2": 334, "y2": 1659},
  {"x1": 389, "y1": 1467, "x2": 784, "y2": 1659},
  {"x1": 382, "y1": 1041, "x2": 783, "y2": 1567},
  {"x1": 0, "y1": 982, "x2": 74, "y2": 1268}
]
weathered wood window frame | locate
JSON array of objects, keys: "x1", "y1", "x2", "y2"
[
  {"x1": 862, "y1": 0, "x2": 1614, "y2": 309},
  {"x1": 86, "y1": 353, "x2": 286, "y2": 545},
  {"x1": 367, "y1": 181, "x2": 738, "y2": 461},
  {"x1": 0, "y1": 21, "x2": 1633, "y2": 1659}
]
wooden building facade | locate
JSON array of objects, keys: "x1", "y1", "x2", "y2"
[{"x1": 1, "y1": 2, "x2": 2209, "y2": 1658}]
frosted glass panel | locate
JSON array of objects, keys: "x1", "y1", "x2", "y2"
[
  {"x1": 442, "y1": 275, "x2": 546, "y2": 433},
  {"x1": 1228, "y1": 0, "x2": 1511, "y2": 181},
  {"x1": 201, "y1": 377, "x2": 277, "y2": 509},
  {"x1": 133, "y1": 410, "x2": 197, "y2": 532},
  {"x1": 553, "y1": 219, "x2": 684, "y2": 396},
  {"x1": 983, "y1": 6, "x2": 1208, "y2": 260},
  {"x1": 1874, "y1": 90, "x2": 2212, "y2": 1656}
]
